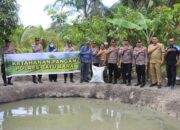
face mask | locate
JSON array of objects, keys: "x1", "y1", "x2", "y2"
[{"x1": 50, "y1": 43, "x2": 54, "y2": 47}]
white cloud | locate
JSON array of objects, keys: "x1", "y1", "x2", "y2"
[
  {"x1": 17, "y1": 0, "x2": 118, "y2": 29},
  {"x1": 17, "y1": 0, "x2": 56, "y2": 29}
]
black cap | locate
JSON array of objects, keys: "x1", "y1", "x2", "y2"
[
  {"x1": 5, "y1": 39, "x2": 11, "y2": 43},
  {"x1": 35, "y1": 37, "x2": 40, "y2": 41},
  {"x1": 93, "y1": 41, "x2": 97, "y2": 44},
  {"x1": 111, "y1": 39, "x2": 116, "y2": 43},
  {"x1": 67, "y1": 40, "x2": 72, "y2": 44},
  {"x1": 123, "y1": 38, "x2": 129, "y2": 42},
  {"x1": 86, "y1": 41, "x2": 90, "y2": 44}
]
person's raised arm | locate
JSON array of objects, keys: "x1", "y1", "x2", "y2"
[
  {"x1": 105, "y1": 47, "x2": 112, "y2": 54},
  {"x1": 80, "y1": 46, "x2": 86, "y2": 55},
  {"x1": 148, "y1": 45, "x2": 159, "y2": 54},
  {"x1": 133, "y1": 48, "x2": 138, "y2": 57},
  {"x1": 97, "y1": 49, "x2": 103, "y2": 56}
]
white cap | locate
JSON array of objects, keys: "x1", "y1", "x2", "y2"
[{"x1": 104, "y1": 42, "x2": 108, "y2": 45}]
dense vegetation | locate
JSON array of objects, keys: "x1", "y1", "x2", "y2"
[
  {"x1": 1, "y1": 0, "x2": 178, "y2": 52},
  {"x1": 0, "y1": 0, "x2": 19, "y2": 43}
]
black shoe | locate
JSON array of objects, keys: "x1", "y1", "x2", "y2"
[
  {"x1": 120, "y1": 81, "x2": 126, "y2": 84},
  {"x1": 80, "y1": 80, "x2": 83, "y2": 83},
  {"x1": 170, "y1": 85, "x2": 175, "y2": 90},
  {"x1": 135, "y1": 83, "x2": 141, "y2": 86},
  {"x1": 149, "y1": 83, "x2": 157, "y2": 87},
  {"x1": 33, "y1": 80, "x2": 38, "y2": 84},
  {"x1": 38, "y1": 79, "x2": 42, "y2": 83},
  {"x1": 127, "y1": 83, "x2": 131, "y2": 86},
  {"x1": 3, "y1": 83, "x2": 7, "y2": 86},
  {"x1": 8, "y1": 82, "x2": 13, "y2": 85},
  {"x1": 49, "y1": 80, "x2": 52, "y2": 82},
  {"x1": 54, "y1": 80, "x2": 57, "y2": 82},
  {"x1": 70, "y1": 79, "x2": 74, "y2": 83},
  {"x1": 84, "y1": 79, "x2": 89, "y2": 82},
  {"x1": 64, "y1": 80, "x2": 67, "y2": 83},
  {"x1": 165, "y1": 84, "x2": 170, "y2": 87},
  {"x1": 140, "y1": 84, "x2": 145, "y2": 88},
  {"x1": 157, "y1": 84, "x2": 162, "y2": 89},
  {"x1": 113, "y1": 81, "x2": 117, "y2": 84},
  {"x1": 108, "y1": 80, "x2": 112, "y2": 83}
]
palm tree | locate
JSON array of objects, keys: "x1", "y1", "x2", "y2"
[{"x1": 45, "y1": 0, "x2": 108, "y2": 19}]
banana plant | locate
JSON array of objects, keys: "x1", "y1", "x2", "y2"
[{"x1": 107, "y1": 12, "x2": 156, "y2": 46}]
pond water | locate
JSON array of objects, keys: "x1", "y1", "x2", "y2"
[{"x1": 0, "y1": 98, "x2": 179, "y2": 130}]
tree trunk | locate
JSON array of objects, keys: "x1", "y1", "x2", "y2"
[
  {"x1": 169, "y1": 0, "x2": 177, "y2": 7},
  {"x1": 83, "y1": 0, "x2": 88, "y2": 18},
  {"x1": 92, "y1": 0, "x2": 98, "y2": 16}
]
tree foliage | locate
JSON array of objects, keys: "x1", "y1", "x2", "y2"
[
  {"x1": 10, "y1": 1, "x2": 179, "y2": 52},
  {"x1": 0, "y1": 0, "x2": 19, "y2": 44}
]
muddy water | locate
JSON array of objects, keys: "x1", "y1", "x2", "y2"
[{"x1": 0, "y1": 98, "x2": 179, "y2": 130}]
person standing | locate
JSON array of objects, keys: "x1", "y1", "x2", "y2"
[
  {"x1": 91, "y1": 41, "x2": 99, "y2": 66},
  {"x1": 90, "y1": 41, "x2": 100, "y2": 77},
  {"x1": 97, "y1": 44, "x2": 107, "y2": 66},
  {"x1": 119, "y1": 39, "x2": 133, "y2": 86},
  {"x1": 97, "y1": 43, "x2": 109, "y2": 82},
  {"x1": 106, "y1": 40, "x2": 119, "y2": 84},
  {"x1": 80, "y1": 41, "x2": 93, "y2": 83},
  {"x1": 148, "y1": 36, "x2": 165, "y2": 88},
  {"x1": 165, "y1": 38, "x2": 180, "y2": 89},
  {"x1": 133, "y1": 40, "x2": 148, "y2": 88},
  {"x1": 47, "y1": 42, "x2": 58, "y2": 82},
  {"x1": 1, "y1": 39, "x2": 15, "y2": 86},
  {"x1": 31, "y1": 38, "x2": 43, "y2": 84},
  {"x1": 64, "y1": 40, "x2": 75, "y2": 83}
]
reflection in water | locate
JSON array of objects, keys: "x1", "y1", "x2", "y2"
[
  {"x1": 115, "y1": 112, "x2": 121, "y2": 130},
  {"x1": 111, "y1": 109, "x2": 114, "y2": 118},
  {"x1": 0, "y1": 112, "x2": 4, "y2": 130},
  {"x1": 58, "y1": 105, "x2": 65, "y2": 115},
  {"x1": 0, "y1": 98, "x2": 179, "y2": 130},
  {"x1": 91, "y1": 108, "x2": 103, "y2": 122}
]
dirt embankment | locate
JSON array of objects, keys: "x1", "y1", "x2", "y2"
[{"x1": 0, "y1": 79, "x2": 180, "y2": 120}]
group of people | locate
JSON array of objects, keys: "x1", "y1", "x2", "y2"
[
  {"x1": 1, "y1": 36, "x2": 180, "y2": 90},
  {"x1": 31, "y1": 38, "x2": 75, "y2": 84},
  {"x1": 1, "y1": 38, "x2": 75, "y2": 85},
  {"x1": 80, "y1": 36, "x2": 180, "y2": 89}
]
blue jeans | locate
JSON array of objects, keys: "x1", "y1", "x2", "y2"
[{"x1": 80, "y1": 62, "x2": 90, "y2": 81}]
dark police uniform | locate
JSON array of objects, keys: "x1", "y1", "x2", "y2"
[{"x1": 165, "y1": 45, "x2": 180, "y2": 88}]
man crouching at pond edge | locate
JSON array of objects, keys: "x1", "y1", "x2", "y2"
[{"x1": 80, "y1": 41, "x2": 93, "y2": 83}]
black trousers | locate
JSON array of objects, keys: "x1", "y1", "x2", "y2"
[
  {"x1": 121, "y1": 63, "x2": 132, "y2": 83},
  {"x1": 49, "y1": 74, "x2": 57, "y2": 81},
  {"x1": 136, "y1": 65, "x2": 146, "y2": 84},
  {"x1": 108, "y1": 63, "x2": 118, "y2": 82},
  {"x1": 1, "y1": 64, "x2": 12, "y2": 84},
  {"x1": 103, "y1": 67, "x2": 109, "y2": 83},
  {"x1": 32, "y1": 75, "x2": 42, "y2": 81},
  {"x1": 167, "y1": 64, "x2": 176, "y2": 86},
  {"x1": 64, "y1": 73, "x2": 73, "y2": 81}
]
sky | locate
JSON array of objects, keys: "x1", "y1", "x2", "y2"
[{"x1": 17, "y1": 0, "x2": 118, "y2": 29}]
